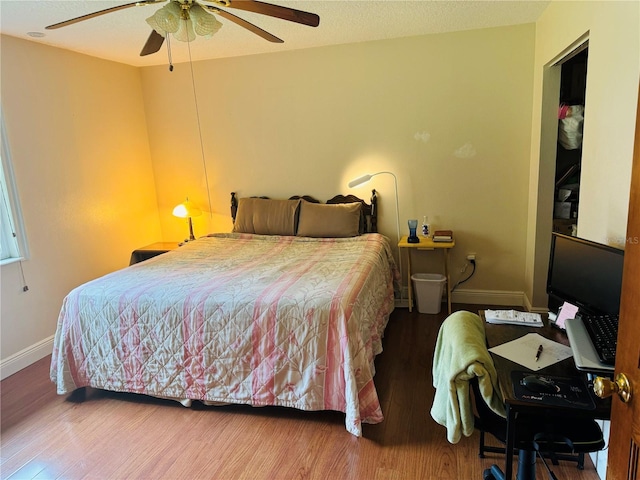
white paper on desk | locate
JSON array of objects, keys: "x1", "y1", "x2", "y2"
[
  {"x1": 489, "y1": 333, "x2": 573, "y2": 371},
  {"x1": 485, "y1": 309, "x2": 543, "y2": 327}
]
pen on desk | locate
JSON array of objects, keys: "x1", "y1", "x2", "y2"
[{"x1": 535, "y1": 344, "x2": 543, "y2": 362}]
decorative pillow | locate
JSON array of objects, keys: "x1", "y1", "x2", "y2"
[
  {"x1": 296, "y1": 201, "x2": 361, "y2": 238},
  {"x1": 233, "y1": 197, "x2": 300, "y2": 236}
]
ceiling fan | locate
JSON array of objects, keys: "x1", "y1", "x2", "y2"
[{"x1": 45, "y1": 0, "x2": 320, "y2": 57}]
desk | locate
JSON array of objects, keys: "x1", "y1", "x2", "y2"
[
  {"x1": 483, "y1": 312, "x2": 611, "y2": 479},
  {"x1": 398, "y1": 235, "x2": 455, "y2": 314}
]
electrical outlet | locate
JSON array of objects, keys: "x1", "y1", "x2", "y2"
[{"x1": 467, "y1": 253, "x2": 476, "y2": 261}]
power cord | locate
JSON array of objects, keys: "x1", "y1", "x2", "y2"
[{"x1": 452, "y1": 259, "x2": 476, "y2": 291}]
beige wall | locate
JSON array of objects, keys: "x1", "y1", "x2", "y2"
[
  {"x1": 141, "y1": 24, "x2": 536, "y2": 303},
  {"x1": 0, "y1": 36, "x2": 162, "y2": 377},
  {"x1": 525, "y1": 0, "x2": 640, "y2": 309}
]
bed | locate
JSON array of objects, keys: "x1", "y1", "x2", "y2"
[{"x1": 51, "y1": 191, "x2": 398, "y2": 436}]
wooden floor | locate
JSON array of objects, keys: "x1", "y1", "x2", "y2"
[{"x1": 1, "y1": 305, "x2": 603, "y2": 480}]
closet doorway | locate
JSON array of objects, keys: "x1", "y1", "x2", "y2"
[
  {"x1": 553, "y1": 45, "x2": 588, "y2": 236},
  {"x1": 528, "y1": 37, "x2": 590, "y2": 314}
]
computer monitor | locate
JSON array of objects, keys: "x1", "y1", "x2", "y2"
[{"x1": 547, "y1": 233, "x2": 624, "y2": 315}]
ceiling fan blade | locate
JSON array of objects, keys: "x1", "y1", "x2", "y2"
[
  {"x1": 207, "y1": 7, "x2": 283, "y2": 43},
  {"x1": 140, "y1": 30, "x2": 166, "y2": 56},
  {"x1": 45, "y1": 0, "x2": 166, "y2": 30},
  {"x1": 217, "y1": 0, "x2": 319, "y2": 27}
]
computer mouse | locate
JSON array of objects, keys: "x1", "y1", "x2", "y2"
[{"x1": 522, "y1": 375, "x2": 559, "y2": 394}]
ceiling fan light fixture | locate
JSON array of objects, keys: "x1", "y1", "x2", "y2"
[
  {"x1": 174, "y1": 16, "x2": 196, "y2": 42},
  {"x1": 189, "y1": 4, "x2": 222, "y2": 38},
  {"x1": 146, "y1": 1, "x2": 221, "y2": 43},
  {"x1": 146, "y1": 1, "x2": 181, "y2": 35}
]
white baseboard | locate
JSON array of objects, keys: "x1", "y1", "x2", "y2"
[
  {"x1": 396, "y1": 288, "x2": 536, "y2": 310},
  {"x1": 395, "y1": 286, "x2": 410, "y2": 309},
  {"x1": 590, "y1": 420, "x2": 610, "y2": 480},
  {"x1": 451, "y1": 288, "x2": 526, "y2": 307},
  {"x1": 394, "y1": 298, "x2": 410, "y2": 308},
  {"x1": 1, "y1": 335, "x2": 54, "y2": 380}
]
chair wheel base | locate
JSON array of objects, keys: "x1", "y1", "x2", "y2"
[{"x1": 483, "y1": 465, "x2": 505, "y2": 480}]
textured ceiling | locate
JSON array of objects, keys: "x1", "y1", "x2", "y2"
[{"x1": 0, "y1": 0, "x2": 550, "y2": 67}]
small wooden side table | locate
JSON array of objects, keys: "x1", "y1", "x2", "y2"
[
  {"x1": 398, "y1": 235, "x2": 455, "y2": 314},
  {"x1": 129, "y1": 242, "x2": 180, "y2": 265}
]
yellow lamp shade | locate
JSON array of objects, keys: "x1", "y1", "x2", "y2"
[
  {"x1": 172, "y1": 199, "x2": 202, "y2": 218},
  {"x1": 173, "y1": 198, "x2": 202, "y2": 242}
]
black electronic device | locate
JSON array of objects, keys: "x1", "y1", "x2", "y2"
[
  {"x1": 522, "y1": 375, "x2": 559, "y2": 394},
  {"x1": 580, "y1": 313, "x2": 618, "y2": 365},
  {"x1": 546, "y1": 233, "x2": 624, "y2": 316},
  {"x1": 547, "y1": 233, "x2": 624, "y2": 366},
  {"x1": 511, "y1": 371, "x2": 596, "y2": 410}
]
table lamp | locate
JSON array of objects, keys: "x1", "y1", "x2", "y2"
[{"x1": 173, "y1": 198, "x2": 202, "y2": 242}]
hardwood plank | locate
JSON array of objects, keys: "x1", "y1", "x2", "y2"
[{"x1": 0, "y1": 305, "x2": 602, "y2": 480}]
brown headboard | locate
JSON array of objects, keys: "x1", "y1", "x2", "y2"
[{"x1": 230, "y1": 190, "x2": 378, "y2": 233}]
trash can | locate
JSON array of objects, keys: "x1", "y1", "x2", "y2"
[{"x1": 411, "y1": 273, "x2": 446, "y2": 314}]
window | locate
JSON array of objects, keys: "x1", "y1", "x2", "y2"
[{"x1": 0, "y1": 112, "x2": 28, "y2": 264}]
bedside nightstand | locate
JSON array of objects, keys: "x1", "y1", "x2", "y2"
[{"x1": 129, "y1": 242, "x2": 180, "y2": 265}]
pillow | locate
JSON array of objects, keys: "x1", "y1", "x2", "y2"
[
  {"x1": 233, "y1": 197, "x2": 300, "y2": 236},
  {"x1": 296, "y1": 201, "x2": 361, "y2": 238}
]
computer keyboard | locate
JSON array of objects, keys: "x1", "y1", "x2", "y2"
[{"x1": 581, "y1": 313, "x2": 618, "y2": 365}]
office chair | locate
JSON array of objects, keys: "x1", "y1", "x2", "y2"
[{"x1": 470, "y1": 364, "x2": 605, "y2": 480}]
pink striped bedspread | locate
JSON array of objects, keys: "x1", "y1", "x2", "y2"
[{"x1": 51, "y1": 233, "x2": 398, "y2": 436}]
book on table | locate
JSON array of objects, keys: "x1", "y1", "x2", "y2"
[
  {"x1": 433, "y1": 230, "x2": 453, "y2": 242},
  {"x1": 484, "y1": 309, "x2": 543, "y2": 327}
]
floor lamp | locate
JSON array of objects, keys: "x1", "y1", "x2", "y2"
[{"x1": 348, "y1": 171, "x2": 403, "y2": 301}]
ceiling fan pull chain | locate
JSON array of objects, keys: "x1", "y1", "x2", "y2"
[
  {"x1": 186, "y1": 37, "x2": 214, "y2": 218},
  {"x1": 166, "y1": 33, "x2": 174, "y2": 71}
]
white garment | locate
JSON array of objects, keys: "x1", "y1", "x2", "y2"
[{"x1": 559, "y1": 105, "x2": 585, "y2": 150}]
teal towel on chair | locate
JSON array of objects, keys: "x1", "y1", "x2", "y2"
[{"x1": 430, "y1": 311, "x2": 506, "y2": 444}]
